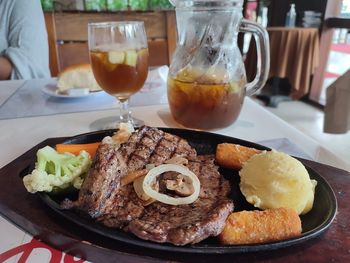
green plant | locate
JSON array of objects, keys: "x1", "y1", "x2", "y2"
[
  {"x1": 149, "y1": 0, "x2": 173, "y2": 10},
  {"x1": 129, "y1": 0, "x2": 149, "y2": 11},
  {"x1": 41, "y1": 0, "x2": 54, "y2": 11},
  {"x1": 85, "y1": 0, "x2": 107, "y2": 11},
  {"x1": 106, "y1": 0, "x2": 128, "y2": 11}
]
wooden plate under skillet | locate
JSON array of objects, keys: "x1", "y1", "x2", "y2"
[{"x1": 0, "y1": 128, "x2": 341, "y2": 262}]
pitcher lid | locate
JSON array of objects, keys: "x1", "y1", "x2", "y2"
[{"x1": 169, "y1": 0, "x2": 243, "y2": 8}]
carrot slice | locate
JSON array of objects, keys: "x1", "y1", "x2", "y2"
[{"x1": 56, "y1": 142, "x2": 101, "y2": 157}]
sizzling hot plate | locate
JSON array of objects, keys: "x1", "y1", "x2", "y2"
[{"x1": 38, "y1": 128, "x2": 337, "y2": 254}]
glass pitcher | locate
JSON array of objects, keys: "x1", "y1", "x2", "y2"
[{"x1": 167, "y1": 0, "x2": 270, "y2": 130}]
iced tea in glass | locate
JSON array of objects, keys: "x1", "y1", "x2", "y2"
[
  {"x1": 90, "y1": 48, "x2": 148, "y2": 101},
  {"x1": 88, "y1": 21, "x2": 148, "y2": 127}
]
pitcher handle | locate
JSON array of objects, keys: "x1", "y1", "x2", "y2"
[{"x1": 240, "y1": 19, "x2": 270, "y2": 96}]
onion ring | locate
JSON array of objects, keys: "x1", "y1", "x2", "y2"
[{"x1": 142, "y1": 164, "x2": 200, "y2": 205}]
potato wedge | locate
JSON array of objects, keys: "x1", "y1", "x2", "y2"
[
  {"x1": 219, "y1": 208, "x2": 302, "y2": 245},
  {"x1": 215, "y1": 143, "x2": 261, "y2": 170}
]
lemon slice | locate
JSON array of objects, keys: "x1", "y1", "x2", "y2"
[
  {"x1": 107, "y1": 51, "x2": 125, "y2": 64},
  {"x1": 137, "y1": 48, "x2": 149, "y2": 58},
  {"x1": 229, "y1": 81, "x2": 240, "y2": 93},
  {"x1": 124, "y1": 50, "x2": 138, "y2": 67}
]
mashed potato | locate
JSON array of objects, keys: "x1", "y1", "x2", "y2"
[{"x1": 239, "y1": 150, "x2": 317, "y2": 215}]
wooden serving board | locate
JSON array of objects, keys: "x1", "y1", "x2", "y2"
[{"x1": 0, "y1": 134, "x2": 349, "y2": 262}]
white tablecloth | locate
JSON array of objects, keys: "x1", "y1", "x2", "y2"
[{"x1": 0, "y1": 73, "x2": 349, "y2": 262}]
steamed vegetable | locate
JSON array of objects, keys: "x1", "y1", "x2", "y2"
[
  {"x1": 56, "y1": 142, "x2": 100, "y2": 158},
  {"x1": 23, "y1": 146, "x2": 91, "y2": 193}
]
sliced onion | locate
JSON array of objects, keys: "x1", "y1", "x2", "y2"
[
  {"x1": 133, "y1": 176, "x2": 152, "y2": 201},
  {"x1": 145, "y1": 163, "x2": 156, "y2": 170},
  {"x1": 142, "y1": 164, "x2": 200, "y2": 205},
  {"x1": 133, "y1": 176, "x2": 156, "y2": 206}
]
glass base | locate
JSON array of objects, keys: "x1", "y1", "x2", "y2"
[{"x1": 89, "y1": 116, "x2": 144, "y2": 131}]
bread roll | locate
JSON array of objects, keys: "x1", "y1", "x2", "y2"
[{"x1": 57, "y1": 64, "x2": 101, "y2": 93}]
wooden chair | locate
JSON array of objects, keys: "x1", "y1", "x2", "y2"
[{"x1": 44, "y1": 11, "x2": 177, "y2": 77}]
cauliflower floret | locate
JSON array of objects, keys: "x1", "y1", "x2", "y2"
[
  {"x1": 23, "y1": 146, "x2": 91, "y2": 193},
  {"x1": 102, "y1": 122, "x2": 135, "y2": 145}
]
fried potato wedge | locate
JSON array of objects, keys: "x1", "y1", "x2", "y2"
[
  {"x1": 215, "y1": 143, "x2": 261, "y2": 170},
  {"x1": 219, "y1": 208, "x2": 302, "y2": 245}
]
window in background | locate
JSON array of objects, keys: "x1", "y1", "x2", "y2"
[
  {"x1": 245, "y1": 1, "x2": 258, "y2": 21},
  {"x1": 313, "y1": 0, "x2": 350, "y2": 105},
  {"x1": 341, "y1": 0, "x2": 350, "y2": 17},
  {"x1": 242, "y1": 0, "x2": 270, "y2": 55}
]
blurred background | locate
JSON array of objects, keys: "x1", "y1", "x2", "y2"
[
  {"x1": 33, "y1": 0, "x2": 350, "y2": 166},
  {"x1": 40, "y1": 0, "x2": 350, "y2": 107},
  {"x1": 41, "y1": 0, "x2": 173, "y2": 11}
]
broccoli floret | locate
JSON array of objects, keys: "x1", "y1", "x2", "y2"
[{"x1": 23, "y1": 146, "x2": 91, "y2": 193}]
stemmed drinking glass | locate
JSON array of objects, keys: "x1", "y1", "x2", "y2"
[{"x1": 88, "y1": 21, "x2": 149, "y2": 129}]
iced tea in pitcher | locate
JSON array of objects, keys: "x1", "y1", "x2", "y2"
[
  {"x1": 167, "y1": 0, "x2": 270, "y2": 130},
  {"x1": 168, "y1": 67, "x2": 246, "y2": 129}
]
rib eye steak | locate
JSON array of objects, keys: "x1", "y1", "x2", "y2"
[
  {"x1": 62, "y1": 126, "x2": 233, "y2": 245},
  {"x1": 127, "y1": 156, "x2": 233, "y2": 245}
]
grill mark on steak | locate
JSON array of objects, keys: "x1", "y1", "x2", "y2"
[
  {"x1": 61, "y1": 126, "x2": 233, "y2": 246},
  {"x1": 125, "y1": 156, "x2": 233, "y2": 245},
  {"x1": 126, "y1": 128, "x2": 185, "y2": 168},
  {"x1": 97, "y1": 184, "x2": 145, "y2": 228},
  {"x1": 61, "y1": 126, "x2": 196, "y2": 218}
]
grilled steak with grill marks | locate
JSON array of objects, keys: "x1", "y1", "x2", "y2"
[
  {"x1": 61, "y1": 126, "x2": 233, "y2": 245},
  {"x1": 127, "y1": 156, "x2": 233, "y2": 245},
  {"x1": 62, "y1": 126, "x2": 197, "y2": 218}
]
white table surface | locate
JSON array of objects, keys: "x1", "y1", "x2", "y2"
[{"x1": 0, "y1": 76, "x2": 348, "y2": 262}]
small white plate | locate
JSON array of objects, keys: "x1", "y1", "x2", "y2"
[{"x1": 42, "y1": 84, "x2": 101, "y2": 98}]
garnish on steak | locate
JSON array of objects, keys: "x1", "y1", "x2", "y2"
[{"x1": 61, "y1": 126, "x2": 233, "y2": 246}]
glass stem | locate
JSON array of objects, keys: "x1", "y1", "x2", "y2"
[{"x1": 119, "y1": 99, "x2": 132, "y2": 124}]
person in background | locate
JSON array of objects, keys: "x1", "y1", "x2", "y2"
[{"x1": 0, "y1": 0, "x2": 50, "y2": 80}]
